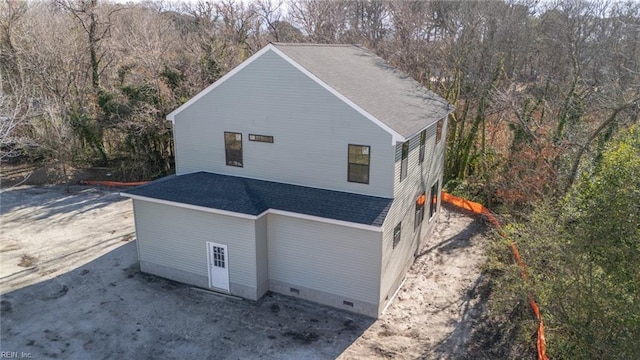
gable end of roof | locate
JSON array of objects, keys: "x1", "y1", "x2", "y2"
[
  {"x1": 165, "y1": 44, "x2": 405, "y2": 144},
  {"x1": 165, "y1": 44, "x2": 275, "y2": 122},
  {"x1": 268, "y1": 45, "x2": 405, "y2": 144}
]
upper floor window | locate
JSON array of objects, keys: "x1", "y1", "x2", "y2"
[
  {"x1": 400, "y1": 141, "x2": 409, "y2": 182},
  {"x1": 429, "y1": 181, "x2": 439, "y2": 220},
  {"x1": 348, "y1": 144, "x2": 370, "y2": 184},
  {"x1": 224, "y1": 132, "x2": 243, "y2": 167},
  {"x1": 419, "y1": 130, "x2": 426, "y2": 163},
  {"x1": 249, "y1": 134, "x2": 274, "y2": 143},
  {"x1": 436, "y1": 119, "x2": 444, "y2": 145}
]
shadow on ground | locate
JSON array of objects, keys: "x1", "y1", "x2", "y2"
[
  {"x1": 430, "y1": 273, "x2": 537, "y2": 360},
  {"x1": 415, "y1": 215, "x2": 484, "y2": 261},
  {"x1": 0, "y1": 241, "x2": 374, "y2": 359},
  {"x1": 422, "y1": 203, "x2": 536, "y2": 360},
  {"x1": 0, "y1": 185, "x2": 126, "y2": 219},
  {"x1": 417, "y1": 204, "x2": 497, "y2": 360},
  {"x1": 427, "y1": 272, "x2": 489, "y2": 360}
]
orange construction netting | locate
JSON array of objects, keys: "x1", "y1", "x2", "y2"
[{"x1": 441, "y1": 192, "x2": 549, "y2": 360}]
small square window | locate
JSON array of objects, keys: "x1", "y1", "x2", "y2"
[{"x1": 393, "y1": 222, "x2": 401, "y2": 248}]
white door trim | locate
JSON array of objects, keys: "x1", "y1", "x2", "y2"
[{"x1": 206, "y1": 242, "x2": 230, "y2": 291}]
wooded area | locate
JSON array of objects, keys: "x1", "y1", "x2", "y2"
[{"x1": 1, "y1": 0, "x2": 638, "y2": 357}]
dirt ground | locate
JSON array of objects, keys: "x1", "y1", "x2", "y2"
[{"x1": 0, "y1": 185, "x2": 487, "y2": 359}]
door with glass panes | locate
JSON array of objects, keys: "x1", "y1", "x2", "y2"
[{"x1": 207, "y1": 242, "x2": 229, "y2": 291}]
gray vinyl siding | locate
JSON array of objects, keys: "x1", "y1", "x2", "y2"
[
  {"x1": 255, "y1": 215, "x2": 269, "y2": 297},
  {"x1": 132, "y1": 200, "x2": 257, "y2": 290},
  {"x1": 266, "y1": 214, "x2": 382, "y2": 304},
  {"x1": 379, "y1": 117, "x2": 448, "y2": 303},
  {"x1": 173, "y1": 49, "x2": 394, "y2": 198}
]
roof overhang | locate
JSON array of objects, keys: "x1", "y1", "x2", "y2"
[{"x1": 399, "y1": 107, "x2": 456, "y2": 144}]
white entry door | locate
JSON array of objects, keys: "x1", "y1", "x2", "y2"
[{"x1": 206, "y1": 242, "x2": 230, "y2": 291}]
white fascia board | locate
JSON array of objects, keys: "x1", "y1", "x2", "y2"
[
  {"x1": 121, "y1": 193, "x2": 258, "y2": 220},
  {"x1": 262, "y1": 209, "x2": 383, "y2": 233},
  {"x1": 165, "y1": 45, "x2": 275, "y2": 122},
  {"x1": 269, "y1": 45, "x2": 405, "y2": 145},
  {"x1": 121, "y1": 192, "x2": 383, "y2": 232}
]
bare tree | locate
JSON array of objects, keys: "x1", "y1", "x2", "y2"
[
  {"x1": 215, "y1": 0, "x2": 261, "y2": 53},
  {"x1": 256, "y1": 0, "x2": 284, "y2": 41},
  {"x1": 0, "y1": 93, "x2": 31, "y2": 160},
  {"x1": 289, "y1": 0, "x2": 348, "y2": 43},
  {"x1": 54, "y1": 0, "x2": 122, "y2": 90}
]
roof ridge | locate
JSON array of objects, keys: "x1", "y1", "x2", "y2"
[{"x1": 273, "y1": 42, "x2": 359, "y2": 48}]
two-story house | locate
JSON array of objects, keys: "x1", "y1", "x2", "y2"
[{"x1": 121, "y1": 43, "x2": 453, "y2": 317}]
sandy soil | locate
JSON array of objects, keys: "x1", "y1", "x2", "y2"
[
  {"x1": 0, "y1": 185, "x2": 486, "y2": 359},
  {"x1": 0, "y1": 185, "x2": 135, "y2": 293},
  {"x1": 340, "y1": 206, "x2": 487, "y2": 359}
]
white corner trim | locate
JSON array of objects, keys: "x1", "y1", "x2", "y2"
[
  {"x1": 121, "y1": 192, "x2": 384, "y2": 232},
  {"x1": 165, "y1": 45, "x2": 276, "y2": 122},
  {"x1": 269, "y1": 45, "x2": 405, "y2": 145},
  {"x1": 265, "y1": 209, "x2": 384, "y2": 232},
  {"x1": 381, "y1": 277, "x2": 406, "y2": 315},
  {"x1": 121, "y1": 193, "x2": 258, "y2": 220}
]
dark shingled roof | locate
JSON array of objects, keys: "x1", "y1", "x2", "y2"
[{"x1": 122, "y1": 172, "x2": 393, "y2": 227}]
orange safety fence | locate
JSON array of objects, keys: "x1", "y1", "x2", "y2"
[
  {"x1": 80, "y1": 180, "x2": 150, "y2": 187},
  {"x1": 80, "y1": 182, "x2": 547, "y2": 358},
  {"x1": 441, "y1": 191, "x2": 549, "y2": 360}
]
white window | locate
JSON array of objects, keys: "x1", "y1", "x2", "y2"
[
  {"x1": 348, "y1": 144, "x2": 370, "y2": 184},
  {"x1": 224, "y1": 132, "x2": 243, "y2": 167}
]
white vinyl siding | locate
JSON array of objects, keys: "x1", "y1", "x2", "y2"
[
  {"x1": 254, "y1": 215, "x2": 269, "y2": 296},
  {"x1": 379, "y1": 117, "x2": 447, "y2": 303},
  {"x1": 174, "y1": 49, "x2": 394, "y2": 198},
  {"x1": 267, "y1": 214, "x2": 382, "y2": 304},
  {"x1": 132, "y1": 200, "x2": 257, "y2": 290}
]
